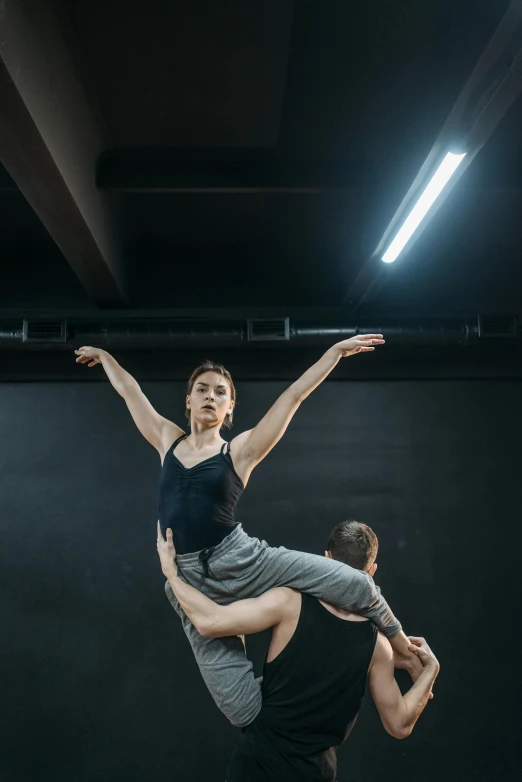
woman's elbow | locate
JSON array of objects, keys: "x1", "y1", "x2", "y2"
[{"x1": 283, "y1": 384, "x2": 304, "y2": 406}]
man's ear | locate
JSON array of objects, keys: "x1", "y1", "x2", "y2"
[
  {"x1": 325, "y1": 550, "x2": 332, "y2": 559},
  {"x1": 368, "y1": 562, "x2": 377, "y2": 577}
]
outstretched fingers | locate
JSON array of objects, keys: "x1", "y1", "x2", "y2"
[{"x1": 359, "y1": 336, "x2": 385, "y2": 345}]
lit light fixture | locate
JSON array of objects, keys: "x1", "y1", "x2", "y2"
[{"x1": 382, "y1": 151, "x2": 466, "y2": 263}]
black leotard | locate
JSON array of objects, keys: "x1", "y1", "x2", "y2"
[{"x1": 157, "y1": 435, "x2": 243, "y2": 555}]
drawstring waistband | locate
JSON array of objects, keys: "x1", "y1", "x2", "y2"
[
  {"x1": 174, "y1": 524, "x2": 247, "y2": 567},
  {"x1": 198, "y1": 546, "x2": 216, "y2": 578}
]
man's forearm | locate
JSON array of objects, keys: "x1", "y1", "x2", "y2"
[{"x1": 401, "y1": 663, "x2": 439, "y2": 734}]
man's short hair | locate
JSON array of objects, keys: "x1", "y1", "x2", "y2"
[{"x1": 327, "y1": 520, "x2": 378, "y2": 571}]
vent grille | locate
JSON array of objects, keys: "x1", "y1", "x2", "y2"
[
  {"x1": 23, "y1": 319, "x2": 68, "y2": 343},
  {"x1": 247, "y1": 318, "x2": 290, "y2": 342},
  {"x1": 477, "y1": 315, "x2": 518, "y2": 339}
]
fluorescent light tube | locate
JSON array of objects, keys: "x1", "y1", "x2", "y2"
[{"x1": 382, "y1": 151, "x2": 466, "y2": 263}]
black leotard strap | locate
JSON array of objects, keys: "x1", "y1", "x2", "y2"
[
  {"x1": 221, "y1": 441, "x2": 230, "y2": 455},
  {"x1": 170, "y1": 434, "x2": 188, "y2": 452}
]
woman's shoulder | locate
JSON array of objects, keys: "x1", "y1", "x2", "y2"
[
  {"x1": 159, "y1": 423, "x2": 186, "y2": 462},
  {"x1": 228, "y1": 429, "x2": 254, "y2": 459}
]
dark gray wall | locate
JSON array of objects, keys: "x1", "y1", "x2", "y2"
[{"x1": 1, "y1": 379, "x2": 521, "y2": 781}]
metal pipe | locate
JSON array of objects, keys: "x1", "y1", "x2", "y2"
[
  {"x1": 71, "y1": 321, "x2": 244, "y2": 348},
  {"x1": 292, "y1": 321, "x2": 474, "y2": 345},
  {"x1": 0, "y1": 323, "x2": 23, "y2": 345},
  {"x1": 0, "y1": 315, "x2": 517, "y2": 350}
]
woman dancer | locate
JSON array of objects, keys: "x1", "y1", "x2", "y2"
[{"x1": 75, "y1": 337, "x2": 416, "y2": 727}]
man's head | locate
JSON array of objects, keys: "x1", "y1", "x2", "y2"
[{"x1": 325, "y1": 520, "x2": 378, "y2": 577}]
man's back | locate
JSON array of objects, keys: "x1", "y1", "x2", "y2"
[
  {"x1": 158, "y1": 521, "x2": 440, "y2": 780},
  {"x1": 226, "y1": 592, "x2": 377, "y2": 782}
]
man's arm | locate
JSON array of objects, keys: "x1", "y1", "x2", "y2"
[
  {"x1": 157, "y1": 524, "x2": 290, "y2": 637},
  {"x1": 171, "y1": 576, "x2": 291, "y2": 638},
  {"x1": 369, "y1": 634, "x2": 440, "y2": 739},
  {"x1": 387, "y1": 630, "x2": 425, "y2": 684}
]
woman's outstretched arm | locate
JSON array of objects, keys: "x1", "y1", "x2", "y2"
[
  {"x1": 232, "y1": 335, "x2": 384, "y2": 478},
  {"x1": 75, "y1": 346, "x2": 182, "y2": 457}
]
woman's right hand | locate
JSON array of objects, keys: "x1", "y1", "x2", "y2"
[
  {"x1": 74, "y1": 346, "x2": 106, "y2": 367},
  {"x1": 157, "y1": 522, "x2": 178, "y2": 576}
]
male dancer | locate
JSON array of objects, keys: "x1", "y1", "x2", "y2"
[{"x1": 157, "y1": 520, "x2": 439, "y2": 782}]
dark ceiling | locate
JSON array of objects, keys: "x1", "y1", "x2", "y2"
[{"x1": 0, "y1": 0, "x2": 520, "y2": 319}]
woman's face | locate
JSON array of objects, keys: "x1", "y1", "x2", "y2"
[{"x1": 186, "y1": 371, "x2": 234, "y2": 428}]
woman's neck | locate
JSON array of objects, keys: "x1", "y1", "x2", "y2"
[{"x1": 186, "y1": 423, "x2": 224, "y2": 450}]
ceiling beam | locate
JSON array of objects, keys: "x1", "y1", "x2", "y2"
[
  {"x1": 98, "y1": 146, "x2": 522, "y2": 194},
  {"x1": 0, "y1": 0, "x2": 128, "y2": 307},
  {"x1": 0, "y1": 164, "x2": 17, "y2": 191},
  {"x1": 97, "y1": 148, "x2": 366, "y2": 193}
]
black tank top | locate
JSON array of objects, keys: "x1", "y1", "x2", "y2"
[
  {"x1": 157, "y1": 435, "x2": 243, "y2": 555},
  {"x1": 227, "y1": 593, "x2": 378, "y2": 782}
]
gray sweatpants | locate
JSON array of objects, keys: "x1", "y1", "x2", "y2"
[{"x1": 165, "y1": 524, "x2": 400, "y2": 728}]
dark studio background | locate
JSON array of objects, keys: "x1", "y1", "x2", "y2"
[
  {"x1": 1, "y1": 373, "x2": 521, "y2": 781},
  {"x1": 2, "y1": 1, "x2": 522, "y2": 780}
]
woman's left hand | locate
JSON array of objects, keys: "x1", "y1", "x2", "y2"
[
  {"x1": 156, "y1": 521, "x2": 177, "y2": 577},
  {"x1": 333, "y1": 334, "x2": 385, "y2": 357}
]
